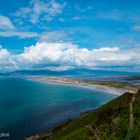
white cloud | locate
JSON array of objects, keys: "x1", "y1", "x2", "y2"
[
  {"x1": 0, "y1": 47, "x2": 17, "y2": 70},
  {"x1": 0, "y1": 47, "x2": 9, "y2": 60},
  {"x1": 74, "y1": 4, "x2": 93, "y2": 12},
  {"x1": 93, "y1": 47, "x2": 119, "y2": 52},
  {"x1": 39, "y1": 31, "x2": 67, "y2": 41},
  {"x1": 0, "y1": 42, "x2": 140, "y2": 71},
  {"x1": 20, "y1": 42, "x2": 93, "y2": 67},
  {"x1": 0, "y1": 15, "x2": 16, "y2": 30},
  {"x1": 0, "y1": 31, "x2": 38, "y2": 38},
  {"x1": 14, "y1": 0, "x2": 66, "y2": 24},
  {"x1": 0, "y1": 30, "x2": 67, "y2": 41}
]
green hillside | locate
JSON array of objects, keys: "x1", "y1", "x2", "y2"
[
  {"x1": 45, "y1": 89, "x2": 140, "y2": 140},
  {"x1": 26, "y1": 89, "x2": 140, "y2": 140}
]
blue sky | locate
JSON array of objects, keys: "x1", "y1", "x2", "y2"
[{"x1": 0, "y1": 0, "x2": 140, "y2": 71}]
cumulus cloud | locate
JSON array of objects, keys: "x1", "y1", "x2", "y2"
[
  {"x1": 0, "y1": 47, "x2": 17, "y2": 70},
  {"x1": 14, "y1": 0, "x2": 66, "y2": 23},
  {"x1": 20, "y1": 42, "x2": 94, "y2": 67},
  {"x1": 0, "y1": 42, "x2": 140, "y2": 71},
  {"x1": 0, "y1": 15, "x2": 16, "y2": 30}
]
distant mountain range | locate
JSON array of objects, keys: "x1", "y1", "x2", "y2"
[{"x1": 0, "y1": 68, "x2": 140, "y2": 77}]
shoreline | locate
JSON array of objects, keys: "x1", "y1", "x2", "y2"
[
  {"x1": 29, "y1": 77, "x2": 132, "y2": 96},
  {"x1": 25, "y1": 77, "x2": 138, "y2": 140}
]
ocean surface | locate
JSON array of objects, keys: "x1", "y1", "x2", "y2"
[{"x1": 0, "y1": 77, "x2": 117, "y2": 140}]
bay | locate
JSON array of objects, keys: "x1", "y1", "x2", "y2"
[{"x1": 0, "y1": 77, "x2": 116, "y2": 140}]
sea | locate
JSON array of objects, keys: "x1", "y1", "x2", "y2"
[{"x1": 0, "y1": 77, "x2": 119, "y2": 140}]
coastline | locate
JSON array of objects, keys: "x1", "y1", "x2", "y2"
[
  {"x1": 25, "y1": 77, "x2": 139, "y2": 140},
  {"x1": 29, "y1": 77, "x2": 132, "y2": 96}
]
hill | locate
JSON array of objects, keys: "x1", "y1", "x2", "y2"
[{"x1": 29, "y1": 89, "x2": 140, "y2": 140}]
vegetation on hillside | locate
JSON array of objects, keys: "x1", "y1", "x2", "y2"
[
  {"x1": 26, "y1": 88, "x2": 140, "y2": 140},
  {"x1": 46, "y1": 89, "x2": 140, "y2": 140}
]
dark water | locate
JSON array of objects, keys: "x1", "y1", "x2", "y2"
[{"x1": 0, "y1": 77, "x2": 116, "y2": 140}]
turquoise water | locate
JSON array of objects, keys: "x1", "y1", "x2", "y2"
[{"x1": 0, "y1": 77, "x2": 116, "y2": 140}]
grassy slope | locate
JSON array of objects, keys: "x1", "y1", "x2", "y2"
[
  {"x1": 132, "y1": 90, "x2": 140, "y2": 140},
  {"x1": 47, "y1": 90, "x2": 140, "y2": 140}
]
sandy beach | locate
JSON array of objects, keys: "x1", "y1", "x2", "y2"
[{"x1": 30, "y1": 77, "x2": 132, "y2": 96}]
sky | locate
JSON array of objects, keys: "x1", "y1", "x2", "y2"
[{"x1": 0, "y1": 0, "x2": 140, "y2": 72}]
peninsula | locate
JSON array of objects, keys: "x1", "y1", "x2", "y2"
[{"x1": 32, "y1": 77, "x2": 138, "y2": 95}]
